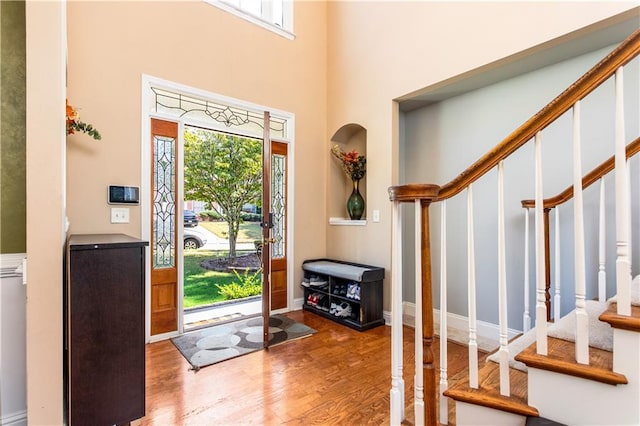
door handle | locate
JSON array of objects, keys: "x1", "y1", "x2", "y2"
[
  {"x1": 260, "y1": 213, "x2": 274, "y2": 229},
  {"x1": 263, "y1": 237, "x2": 276, "y2": 245}
]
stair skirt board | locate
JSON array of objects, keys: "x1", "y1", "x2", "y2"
[
  {"x1": 528, "y1": 367, "x2": 640, "y2": 426},
  {"x1": 455, "y1": 401, "x2": 527, "y2": 426}
]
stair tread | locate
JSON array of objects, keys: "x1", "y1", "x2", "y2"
[
  {"x1": 599, "y1": 303, "x2": 640, "y2": 332},
  {"x1": 444, "y1": 361, "x2": 539, "y2": 417},
  {"x1": 515, "y1": 336, "x2": 628, "y2": 385}
]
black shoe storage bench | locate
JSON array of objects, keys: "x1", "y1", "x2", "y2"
[{"x1": 301, "y1": 259, "x2": 385, "y2": 331}]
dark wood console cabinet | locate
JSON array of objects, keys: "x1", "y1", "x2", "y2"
[
  {"x1": 302, "y1": 258, "x2": 384, "y2": 331},
  {"x1": 65, "y1": 234, "x2": 148, "y2": 425}
]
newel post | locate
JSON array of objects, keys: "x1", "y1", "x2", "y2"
[{"x1": 388, "y1": 184, "x2": 440, "y2": 426}]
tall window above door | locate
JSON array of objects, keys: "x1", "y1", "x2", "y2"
[{"x1": 204, "y1": 0, "x2": 294, "y2": 40}]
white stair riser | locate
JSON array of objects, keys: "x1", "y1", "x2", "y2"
[
  {"x1": 455, "y1": 401, "x2": 526, "y2": 426},
  {"x1": 614, "y1": 328, "x2": 640, "y2": 377},
  {"x1": 528, "y1": 367, "x2": 640, "y2": 425}
]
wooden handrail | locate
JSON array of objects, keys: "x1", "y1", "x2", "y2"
[
  {"x1": 388, "y1": 183, "x2": 440, "y2": 203},
  {"x1": 434, "y1": 29, "x2": 640, "y2": 202},
  {"x1": 521, "y1": 136, "x2": 640, "y2": 209}
]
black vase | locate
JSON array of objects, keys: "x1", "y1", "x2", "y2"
[{"x1": 347, "y1": 179, "x2": 365, "y2": 220}]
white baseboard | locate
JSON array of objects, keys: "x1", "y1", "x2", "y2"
[
  {"x1": 292, "y1": 297, "x2": 304, "y2": 311},
  {"x1": 0, "y1": 253, "x2": 26, "y2": 279},
  {"x1": 383, "y1": 310, "x2": 391, "y2": 325},
  {"x1": 1, "y1": 409, "x2": 27, "y2": 426},
  {"x1": 402, "y1": 301, "x2": 520, "y2": 342},
  {"x1": 297, "y1": 298, "x2": 518, "y2": 341}
]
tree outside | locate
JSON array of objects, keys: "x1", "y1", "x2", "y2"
[{"x1": 184, "y1": 127, "x2": 262, "y2": 261}]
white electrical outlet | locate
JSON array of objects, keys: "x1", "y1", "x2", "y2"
[
  {"x1": 111, "y1": 207, "x2": 130, "y2": 224},
  {"x1": 373, "y1": 209, "x2": 380, "y2": 222}
]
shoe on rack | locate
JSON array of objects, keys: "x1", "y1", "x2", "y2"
[
  {"x1": 302, "y1": 277, "x2": 311, "y2": 287},
  {"x1": 335, "y1": 302, "x2": 352, "y2": 318},
  {"x1": 347, "y1": 282, "x2": 360, "y2": 299},
  {"x1": 330, "y1": 302, "x2": 337, "y2": 315},
  {"x1": 308, "y1": 293, "x2": 321, "y2": 307},
  {"x1": 309, "y1": 276, "x2": 328, "y2": 287},
  {"x1": 352, "y1": 283, "x2": 361, "y2": 300},
  {"x1": 318, "y1": 295, "x2": 330, "y2": 312}
]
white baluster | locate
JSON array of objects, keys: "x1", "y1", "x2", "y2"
[
  {"x1": 573, "y1": 101, "x2": 589, "y2": 365},
  {"x1": 615, "y1": 67, "x2": 632, "y2": 316},
  {"x1": 628, "y1": 158, "x2": 632, "y2": 272},
  {"x1": 468, "y1": 186, "x2": 479, "y2": 389},
  {"x1": 440, "y1": 201, "x2": 449, "y2": 425},
  {"x1": 498, "y1": 161, "x2": 510, "y2": 396},
  {"x1": 554, "y1": 206, "x2": 561, "y2": 321},
  {"x1": 535, "y1": 132, "x2": 548, "y2": 355},
  {"x1": 599, "y1": 177, "x2": 607, "y2": 302},
  {"x1": 390, "y1": 200, "x2": 404, "y2": 425},
  {"x1": 524, "y1": 208, "x2": 531, "y2": 332},
  {"x1": 414, "y1": 200, "x2": 424, "y2": 426}
]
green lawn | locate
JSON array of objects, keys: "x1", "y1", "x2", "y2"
[
  {"x1": 183, "y1": 250, "x2": 234, "y2": 308},
  {"x1": 199, "y1": 221, "x2": 262, "y2": 242}
]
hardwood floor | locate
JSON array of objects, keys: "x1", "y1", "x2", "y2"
[{"x1": 139, "y1": 310, "x2": 485, "y2": 425}]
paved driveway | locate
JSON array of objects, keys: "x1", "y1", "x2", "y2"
[{"x1": 195, "y1": 225, "x2": 255, "y2": 251}]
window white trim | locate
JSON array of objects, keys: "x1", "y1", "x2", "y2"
[{"x1": 204, "y1": 0, "x2": 295, "y2": 41}]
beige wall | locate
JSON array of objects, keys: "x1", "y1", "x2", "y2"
[
  {"x1": 25, "y1": 1, "x2": 66, "y2": 423},
  {"x1": 325, "y1": 1, "x2": 638, "y2": 311},
  {"x1": 66, "y1": 1, "x2": 328, "y2": 286}
]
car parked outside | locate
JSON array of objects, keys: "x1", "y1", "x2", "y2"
[
  {"x1": 184, "y1": 210, "x2": 198, "y2": 227},
  {"x1": 184, "y1": 228, "x2": 207, "y2": 250}
]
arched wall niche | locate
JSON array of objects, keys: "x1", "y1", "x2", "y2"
[{"x1": 329, "y1": 123, "x2": 367, "y2": 222}]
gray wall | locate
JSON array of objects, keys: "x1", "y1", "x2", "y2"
[
  {"x1": 400, "y1": 43, "x2": 640, "y2": 331},
  {"x1": 1, "y1": 0, "x2": 26, "y2": 254}
]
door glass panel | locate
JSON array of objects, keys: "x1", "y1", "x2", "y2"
[
  {"x1": 153, "y1": 135, "x2": 176, "y2": 269},
  {"x1": 271, "y1": 153, "x2": 285, "y2": 259}
]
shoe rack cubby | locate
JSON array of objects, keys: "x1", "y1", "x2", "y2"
[{"x1": 301, "y1": 259, "x2": 384, "y2": 331}]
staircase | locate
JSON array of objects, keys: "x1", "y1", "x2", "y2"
[{"x1": 388, "y1": 29, "x2": 640, "y2": 425}]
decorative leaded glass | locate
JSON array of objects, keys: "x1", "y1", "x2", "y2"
[
  {"x1": 153, "y1": 135, "x2": 176, "y2": 268},
  {"x1": 151, "y1": 87, "x2": 287, "y2": 139},
  {"x1": 271, "y1": 153, "x2": 286, "y2": 259}
]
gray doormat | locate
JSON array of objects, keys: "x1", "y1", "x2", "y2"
[{"x1": 171, "y1": 314, "x2": 316, "y2": 371}]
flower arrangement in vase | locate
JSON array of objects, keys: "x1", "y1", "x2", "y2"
[{"x1": 331, "y1": 145, "x2": 366, "y2": 220}]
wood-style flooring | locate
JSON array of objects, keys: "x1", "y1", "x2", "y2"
[{"x1": 139, "y1": 310, "x2": 486, "y2": 425}]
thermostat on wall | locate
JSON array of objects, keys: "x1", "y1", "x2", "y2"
[{"x1": 108, "y1": 185, "x2": 139, "y2": 204}]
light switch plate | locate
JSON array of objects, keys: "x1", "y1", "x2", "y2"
[
  {"x1": 111, "y1": 207, "x2": 130, "y2": 223},
  {"x1": 373, "y1": 209, "x2": 380, "y2": 222}
]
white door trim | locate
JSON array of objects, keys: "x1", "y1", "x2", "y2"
[{"x1": 141, "y1": 74, "x2": 295, "y2": 342}]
